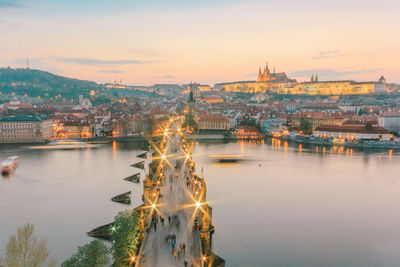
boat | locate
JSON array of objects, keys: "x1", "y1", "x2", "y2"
[
  {"x1": 1, "y1": 156, "x2": 19, "y2": 176},
  {"x1": 209, "y1": 154, "x2": 244, "y2": 163},
  {"x1": 29, "y1": 140, "x2": 101, "y2": 150}
]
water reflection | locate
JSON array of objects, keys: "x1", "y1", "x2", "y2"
[
  {"x1": 193, "y1": 140, "x2": 400, "y2": 266},
  {"x1": 1, "y1": 139, "x2": 400, "y2": 266}
]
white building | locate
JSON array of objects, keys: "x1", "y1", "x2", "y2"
[
  {"x1": 313, "y1": 124, "x2": 390, "y2": 141},
  {"x1": 0, "y1": 115, "x2": 53, "y2": 143},
  {"x1": 378, "y1": 111, "x2": 400, "y2": 134}
]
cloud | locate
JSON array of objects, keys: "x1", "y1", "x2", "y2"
[
  {"x1": 54, "y1": 57, "x2": 156, "y2": 65},
  {"x1": 97, "y1": 69, "x2": 123, "y2": 74},
  {"x1": 153, "y1": 75, "x2": 176, "y2": 79},
  {"x1": 0, "y1": 0, "x2": 23, "y2": 8},
  {"x1": 289, "y1": 68, "x2": 382, "y2": 79},
  {"x1": 312, "y1": 50, "x2": 343, "y2": 60}
]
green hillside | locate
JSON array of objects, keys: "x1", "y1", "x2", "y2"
[{"x1": 0, "y1": 67, "x2": 99, "y2": 100}]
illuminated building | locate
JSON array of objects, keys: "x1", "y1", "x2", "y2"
[
  {"x1": 282, "y1": 80, "x2": 375, "y2": 95},
  {"x1": 215, "y1": 63, "x2": 297, "y2": 94},
  {"x1": 202, "y1": 95, "x2": 224, "y2": 104},
  {"x1": 198, "y1": 115, "x2": 230, "y2": 131},
  {"x1": 0, "y1": 115, "x2": 53, "y2": 143},
  {"x1": 291, "y1": 112, "x2": 344, "y2": 130},
  {"x1": 215, "y1": 63, "x2": 387, "y2": 95},
  {"x1": 313, "y1": 124, "x2": 390, "y2": 141},
  {"x1": 105, "y1": 79, "x2": 129, "y2": 89},
  {"x1": 61, "y1": 121, "x2": 92, "y2": 139},
  {"x1": 233, "y1": 125, "x2": 264, "y2": 139}
]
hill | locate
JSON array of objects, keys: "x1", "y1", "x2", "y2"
[{"x1": 0, "y1": 67, "x2": 99, "y2": 100}]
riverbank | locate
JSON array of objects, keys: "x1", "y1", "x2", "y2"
[{"x1": 269, "y1": 133, "x2": 400, "y2": 150}]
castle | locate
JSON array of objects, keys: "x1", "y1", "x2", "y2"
[
  {"x1": 214, "y1": 63, "x2": 387, "y2": 95},
  {"x1": 257, "y1": 63, "x2": 296, "y2": 84}
]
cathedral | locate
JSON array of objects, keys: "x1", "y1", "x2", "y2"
[
  {"x1": 258, "y1": 63, "x2": 272, "y2": 82},
  {"x1": 257, "y1": 63, "x2": 296, "y2": 83}
]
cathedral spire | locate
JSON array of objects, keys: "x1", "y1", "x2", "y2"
[{"x1": 311, "y1": 74, "x2": 314, "y2": 82}]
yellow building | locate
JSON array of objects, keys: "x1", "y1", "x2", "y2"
[
  {"x1": 280, "y1": 81, "x2": 375, "y2": 95},
  {"x1": 216, "y1": 64, "x2": 382, "y2": 95},
  {"x1": 291, "y1": 112, "x2": 345, "y2": 130},
  {"x1": 198, "y1": 115, "x2": 230, "y2": 131}
]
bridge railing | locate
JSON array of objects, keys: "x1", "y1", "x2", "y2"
[{"x1": 135, "y1": 226, "x2": 150, "y2": 267}]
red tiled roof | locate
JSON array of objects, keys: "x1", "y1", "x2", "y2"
[
  {"x1": 198, "y1": 115, "x2": 229, "y2": 123},
  {"x1": 380, "y1": 111, "x2": 400, "y2": 117}
]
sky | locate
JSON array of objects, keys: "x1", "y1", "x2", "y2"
[{"x1": 0, "y1": 0, "x2": 399, "y2": 85}]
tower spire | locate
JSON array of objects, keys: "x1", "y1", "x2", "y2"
[{"x1": 26, "y1": 57, "x2": 30, "y2": 69}]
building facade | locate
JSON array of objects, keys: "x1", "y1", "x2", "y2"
[
  {"x1": 215, "y1": 64, "x2": 386, "y2": 95},
  {"x1": 0, "y1": 115, "x2": 53, "y2": 143},
  {"x1": 291, "y1": 112, "x2": 344, "y2": 130},
  {"x1": 378, "y1": 111, "x2": 400, "y2": 134},
  {"x1": 198, "y1": 115, "x2": 230, "y2": 131},
  {"x1": 313, "y1": 124, "x2": 390, "y2": 141}
]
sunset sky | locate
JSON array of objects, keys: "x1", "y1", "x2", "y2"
[{"x1": 0, "y1": 0, "x2": 399, "y2": 85}]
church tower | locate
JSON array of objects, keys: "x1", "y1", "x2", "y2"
[
  {"x1": 258, "y1": 67, "x2": 263, "y2": 82},
  {"x1": 263, "y1": 62, "x2": 270, "y2": 81},
  {"x1": 188, "y1": 83, "x2": 196, "y2": 117},
  {"x1": 183, "y1": 83, "x2": 198, "y2": 131}
]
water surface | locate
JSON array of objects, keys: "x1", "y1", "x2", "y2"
[{"x1": 1, "y1": 139, "x2": 400, "y2": 266}]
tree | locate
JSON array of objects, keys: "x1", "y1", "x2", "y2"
[
  {"x1": 299, "y1": 118, "x2": 312, "y2": 135},
  {"x1": 111, "y1": 211, "x2": 141, "y2": 267},
  {"x1": 61, "y1": 240, "x2": 111, "y2": 267},
  {"x1": 4, "y1": 223, "x2": 56, "y2": 267}
]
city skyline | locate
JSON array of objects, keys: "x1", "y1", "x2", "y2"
[{"x1": 1, "y1": 0, "x2": 399, "y2": 85}]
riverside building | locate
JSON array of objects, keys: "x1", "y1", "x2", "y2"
[
  {"x1": 378, "y1": 111, "x2": 400, "y2": 134},
  {"x1": 0, "y1": 115, "x2": 53, "y2": 143},
  {"x1": 313, "y1": 124, "x2": 390, "y2": 141}
]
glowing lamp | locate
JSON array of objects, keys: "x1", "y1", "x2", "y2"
[
  {"x1": 151, "y1": 204, "x2": 156, "y2": 209},
  {"x1": 131, "y1": 256, "x2": 136, "y2": 262}
]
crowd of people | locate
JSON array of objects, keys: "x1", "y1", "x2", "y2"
[{"x1": 142, "y1": 128, "x2": 205, "y2": 266}]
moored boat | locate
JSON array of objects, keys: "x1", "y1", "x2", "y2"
[{"x1": 29, "y1": 140, "x2": 101, "y2": 150}]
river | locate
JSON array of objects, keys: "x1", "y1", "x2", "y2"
[{"x1": 1, "y1": 139, "x2": 400, "y2": 266}]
